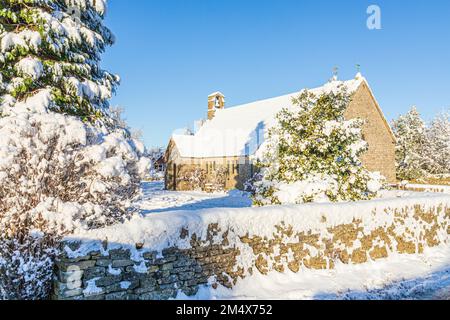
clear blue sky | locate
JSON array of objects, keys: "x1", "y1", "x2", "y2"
[{"x1": 102, "y1": 0, "x2": 450, "y2": 148}]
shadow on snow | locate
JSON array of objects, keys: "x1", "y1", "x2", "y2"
[
  {"x1": 314, "y1": 266, "x2": 450, "y2": 300},
  {"x1": 139, "y1": 181, "x2": 253, "y2": 215}
]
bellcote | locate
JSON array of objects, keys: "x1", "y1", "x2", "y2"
[{"x1": 207, "y1": 92, "x2": 225, "y2": 120}]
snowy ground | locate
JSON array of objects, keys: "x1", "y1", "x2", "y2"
[
  {"x1": 137, "y1": 182, "x2": 449, "y2": 215},
  {"x1": 137, "y1": 182, "x2": 450, "y2": 300},
  {"x1": 177, "y1": 246, "x2": 450, "y2": 300},
  {"x1": 138, "y1": 182, "x2": 252, "y2": 215}
]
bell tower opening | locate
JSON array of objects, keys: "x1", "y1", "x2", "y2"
[{"x1": 207, "y1": 92, "x2": 225, "y2": 120}]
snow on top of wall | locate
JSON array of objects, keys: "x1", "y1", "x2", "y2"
[
  {"x1": 172, "y1": 77, "x2": 365, "y2": 159},
  {"x1": 64, "y1": 190, "x2": 450, "y2": 261},
  {"x1": 405, "y1": 184, "x2": 450, "y2": 194}
]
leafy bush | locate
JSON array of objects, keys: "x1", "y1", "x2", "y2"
[{"x1": 251, "y1": 86, "x2": 384, "y2": 206}]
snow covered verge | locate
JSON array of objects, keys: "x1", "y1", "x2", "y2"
[
  {"x1": 54, "y1": 191, "x2": 450, "y2": 300},
  {"x1": 401, "y1": 184, "x2": 450, "y2": 194}
]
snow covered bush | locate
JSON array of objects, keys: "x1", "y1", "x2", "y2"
[
  {"x1": 206, "y1": 167, "x2": 228, "y2": 193},
  {"x1": 251, "y1": 86, "x2": 384, "y2": 206},
  {"x1": 0, "y1": 0, "x2": 150, "y2": 299},
  {"x1": 180, "y1": 166, "x2": 227, "y2": 192},
  {"x1": 0, "y1": 112, "x2": 149, "y2": 231},
  {"x1": 181, "y1": 167, "x2": 207, "y2": 191}
]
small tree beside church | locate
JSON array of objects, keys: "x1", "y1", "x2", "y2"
[
  {"x1": 392, "y1": 107, "x2": 450, "y2": 181},
  {"x1": 426, "y1": 111, "x2": 450, "y2": 175},
  {"x1": 391, "y1": 107, "x2": 429, "y2": 181},
  {"x1": 251, "y1": 85, "x2": 384, "y2": 206}
]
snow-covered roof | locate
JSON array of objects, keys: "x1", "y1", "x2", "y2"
[
  {"x1": 172, "y1": 77, "x2": 366, "y2": 159},
  {"x1": 208, "y1": 91, "x2": 225, "y2": 98}
]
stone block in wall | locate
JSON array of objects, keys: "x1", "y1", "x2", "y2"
[
  {"x1": 95, "y1": 259, "x2": 112, "y2": 267},
  {"x1": 123, "y1": 272, "x2": 147, "y2": 282},
  {"x1": 109, "y1": 248, "x2": 131, "y2": 260},
  {"x1": 94, "y1": 275, "x2": 123, "y2": 287},
  {"x1": 157, "y1": 274, "x2": 178, "y2": 285},
  {"x1": 83, "y1": 267, "x2": 106, "y2": 281},
  {"x1": 112, "y1": 260, "x2": 135, "y2": 268},
  {"x1": 54, "y1": 280, "x2": 82, "y2": 294},
  {"x1": 57, "y1": 269, "x2": 84, "y2": 282},
  {"x1": 178, "y1": 272, "x2": 195, "y2": 281},
  {"x1": 143, "y1": 251, "x2": 158, "y2": 261},
  {"x1": 56, "y1": 259, "x2": 96, "y2": 271},
  {"x1": 104, "y1": 280, "x2": 139, "y2": 294},
  {"x1": 106, "y1": 292, "x2": 138, "y2": 301},
  {"x1": 140, "y1": 278, "x2": 157, "y2": 289},
  {"x1": 55, "y1": 288, "x2": 83, "y2": 299}
]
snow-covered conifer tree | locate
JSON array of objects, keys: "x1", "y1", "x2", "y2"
[
  {"x1": 0, "y1": 0, "x2": 118, "y2": 122},
  {"x1": 0, "y1": 0, "x2": 150, "y2": 299},
  {"x1": 251, "y1": 85, "x2": 384, "y2": 206},
  {"x1": 426, "y1": 111, "x2": 450, "y2": 175},
  {"x1": 391, "y1": 107, "x2": 430, "y2": 181}
]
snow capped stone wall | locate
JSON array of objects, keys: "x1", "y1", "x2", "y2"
[{"x1": 53, "y1": 194, "x2": 450, "y2": 300}]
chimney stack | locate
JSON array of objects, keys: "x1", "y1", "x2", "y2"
[{"x1": 207, "y1": 92, "x2": 225, "y2": 120}]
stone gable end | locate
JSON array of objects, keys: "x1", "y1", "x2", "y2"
[{"x1": 345, "y1": 83, "x2": 396, "y2": 183}]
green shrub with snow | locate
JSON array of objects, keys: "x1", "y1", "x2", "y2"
[
  {"x1": 0, "y1": 0, "x2": 150, "y2": 299},
  {"x1": 251, "y1": 85, "x2": 384, "y2": 206}
]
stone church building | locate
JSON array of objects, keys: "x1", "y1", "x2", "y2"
[{"x1": 165, "y1": 75, "x2": 396, "y2": 191}]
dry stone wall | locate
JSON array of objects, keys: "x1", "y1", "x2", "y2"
[{"x1": 53, "y1": 200, "x2": 450, "y2": 300}]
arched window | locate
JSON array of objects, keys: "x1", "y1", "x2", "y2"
[{"x1": 215, "y1": 96, "x2": 221, "y2": 108}]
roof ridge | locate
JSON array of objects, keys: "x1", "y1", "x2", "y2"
[
  {"x1": 171, "y1": 77, "x2": 367, "y2": 158},
  {"x1": 220, "y1": 78, "x2": 363, "y2": 113}
]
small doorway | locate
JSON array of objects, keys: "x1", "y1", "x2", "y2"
[{"x1": 173, "y1": 163, "x2": 177, "y2": 190}]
